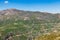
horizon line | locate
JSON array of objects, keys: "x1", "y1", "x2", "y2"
[{"x1": 0, "y1": 8, "x2": 60, "y2": 14}]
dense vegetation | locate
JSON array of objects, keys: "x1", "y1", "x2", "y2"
[{"x1": 0, "y1": 9, "x2": 60, "y2": 40}]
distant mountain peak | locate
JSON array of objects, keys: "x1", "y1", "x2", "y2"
[
  {"x1": 0, "y1": 8, "x2": 21, "y2": 15},
  {"x1": 5, "y1": 8, "x2": 19, "y2": 11}
]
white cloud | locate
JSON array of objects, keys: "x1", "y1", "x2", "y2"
[{"x1": 4, "y1": 1, "x2": 8, "y2": 4}]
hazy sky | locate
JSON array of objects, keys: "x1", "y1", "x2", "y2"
[{"x1": 0, "y1": 0, "x2": 60, "y2": 13}]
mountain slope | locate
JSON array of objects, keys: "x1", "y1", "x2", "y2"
[
  {"x1": 0, "y1": 9, "x2": 60, "y2": 40},
  {"x1": 0, "y1": 9, "x2": 59, "y2": 21}
]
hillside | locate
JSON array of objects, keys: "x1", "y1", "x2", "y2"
[
  {"x1": 0, "y1": 9, "x2": 59, "y2": 21},
  {"x1": 0, "y1": 9, "x2": 60, "y2": 40}
]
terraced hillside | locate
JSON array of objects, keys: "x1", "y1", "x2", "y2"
[{"x1": 0, "y1": 9, "x2": 60, "y2": 40}]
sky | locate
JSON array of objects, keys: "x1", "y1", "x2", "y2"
[{"x1": 0, "y1": 0, "x2": 60, "y2": 13}]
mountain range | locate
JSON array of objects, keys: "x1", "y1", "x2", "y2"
[
  {"x1": 0, "y1": 9, "x2": 60, "y2": 40},
  {"x1": 0, "y1": 8, "x2": 60, "y2": 21}
]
